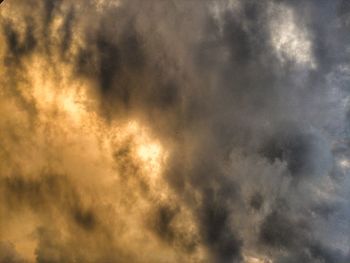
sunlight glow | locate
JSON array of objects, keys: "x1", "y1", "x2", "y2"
[{"x1": 339, "y1": 159, "x2": 350, "y2": 168}]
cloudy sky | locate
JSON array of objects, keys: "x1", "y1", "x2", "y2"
[{"x1": 1, "y1": 0, "x2": 350, "y2": 262}]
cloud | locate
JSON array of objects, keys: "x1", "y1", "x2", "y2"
[
  {"x1": 0, "y1": 241, "x2": 26, "y2": 263},
  {"x1": 1, "y1": 0, "x2": 350, "y2": 262}
]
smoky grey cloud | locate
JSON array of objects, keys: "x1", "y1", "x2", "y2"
[{"x1": 1, "y1": 0, "x2": 350, "y2": 262}]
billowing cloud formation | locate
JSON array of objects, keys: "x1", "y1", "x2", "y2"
[{"x1": 1, "y1": 0, "x2": 350, "y2": 262}]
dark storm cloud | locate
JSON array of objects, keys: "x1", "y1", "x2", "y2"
[
  {"x1": 260, "y1": 209, "x2": 304, "y2": 249},
  {"x1": 2, "y1": 19, "x2": 37, "y2": 64},
  {"x1": 0, "y1": 172, "x2": 132, "y2": 262},
  {"x1": 152, "y1": 204, "x2": 178, "y2": 243},
  {"x1": 200, "y1": 191, "x2": 243, "y2": 263},
  {"x1": 1, "y1": 173, "x2": 99, "y2": 232},
  {"x1": 260, "y1": 126, "x2": 333, "y2": 179},
  {"x1": 259, "y1": 208, "x2": 350, "y2": 263},
  {"x1": 1, "y1": 0, "x2": 350, "y2": 262},
  {"x1": 249, "y1": 192, "x2": 263, "y2": 211}
]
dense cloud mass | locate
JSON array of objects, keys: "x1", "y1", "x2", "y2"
[{"x1": 1, "y1": 0, "x2": 350, "y2": 262}]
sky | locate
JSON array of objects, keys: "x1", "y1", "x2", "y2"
[{"x1": 0, "y1": 0, "x2": 350, "y2": 262}]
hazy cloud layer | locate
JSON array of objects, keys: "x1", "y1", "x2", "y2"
[{"x1": 1, "y1": 0, "x2": 350, "y2": 262}]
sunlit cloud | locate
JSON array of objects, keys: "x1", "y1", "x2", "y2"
[{"x1": 1, "y1": 0, "x2": 350, "y2": 262}]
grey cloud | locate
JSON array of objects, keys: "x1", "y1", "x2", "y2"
[{"x1": 1, "y1": 0, "x2": 350, "y2": 262}]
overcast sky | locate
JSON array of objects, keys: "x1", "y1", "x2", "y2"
[{"x1": 1, "y1": 1, "x2": 350, "y2": 262}]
